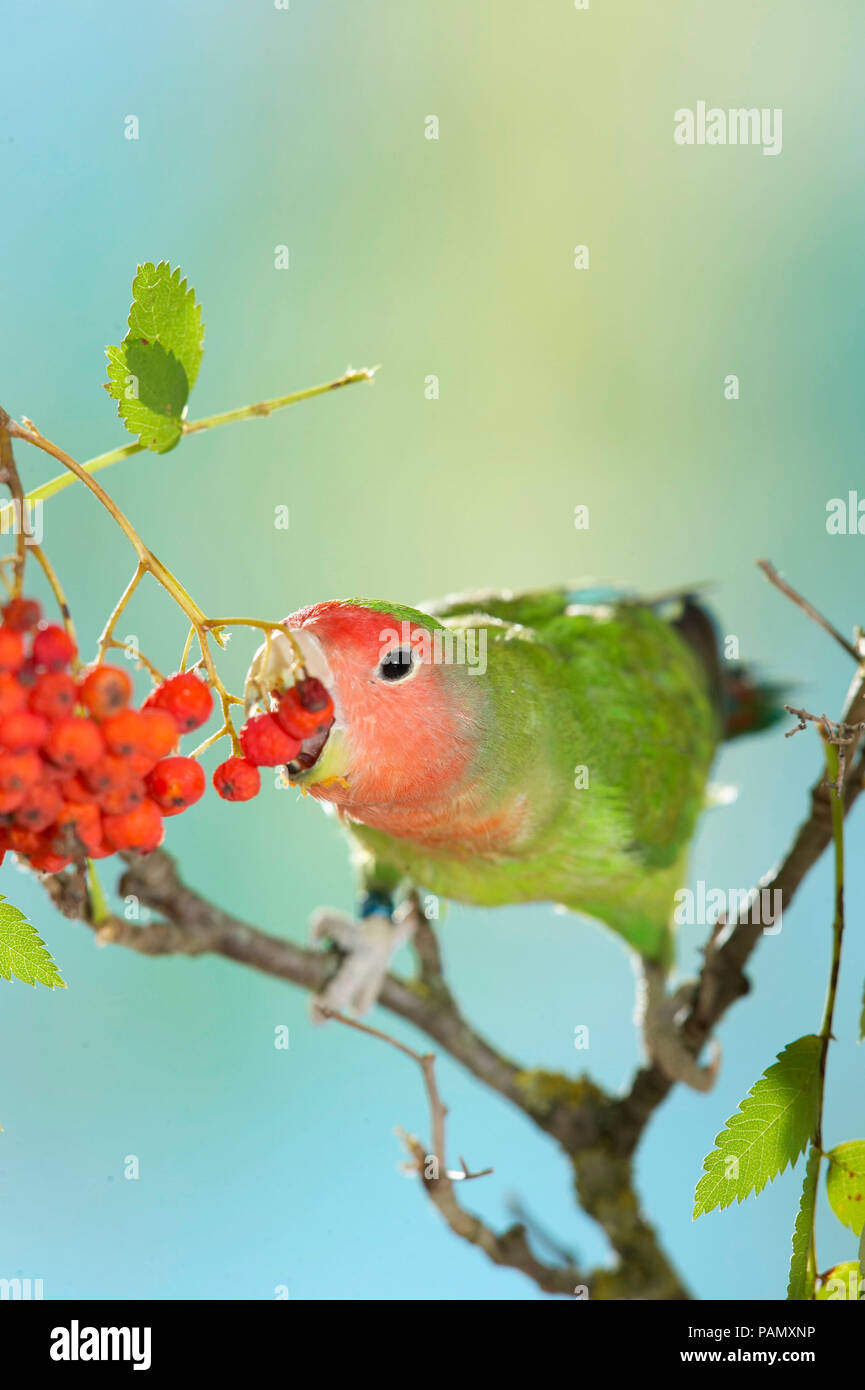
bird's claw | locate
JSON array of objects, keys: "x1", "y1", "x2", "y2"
[{"x1": 309, "y1": 907, "x2": 415, "y2": 1020}]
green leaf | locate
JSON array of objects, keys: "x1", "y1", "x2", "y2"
[
  {"x1": 105, "y1": 261, "x2": 204, "y2": 454},
  {"x1": 787, "y1": 1144, "x2": 820, "y2": 1300},
  {"x1": 693, "y1": 1035, "x2": 821, "y2": 1218},
  {"x1": 0, "y1": 896, "x2": 66, "y2": 989},
  {"x1": 859, "y1": 1225, "x2": 864, "y2": 1284},
  {"x1": 826, "y1": 1141, "x2": 865, "y2": 1237},
  {"x1": 106, "y1": 341, "x2": 187, "y2": 453},
  {"x1": 816, "y1": 1262, "x2": 862, "y2": 1300},
  {"x1": 126, "y1": 261, "x2": 204, "y2": 390}
]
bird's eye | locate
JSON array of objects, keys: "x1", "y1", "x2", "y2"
[{"x1": 376, "y1": 646, "x2": 417, "y2": 682}]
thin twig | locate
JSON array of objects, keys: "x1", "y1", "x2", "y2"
[
  {"x1": 0, "y1": 368, "x2": 377, "y2": 528},
  {"x1": 758, "y1": 559, "x2": 861, "y2": 663}
]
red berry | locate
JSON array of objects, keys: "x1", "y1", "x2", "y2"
[
  {"x1": 1, "y1": 597, "x2": 41, "y2": 631},
  {"x1": 15, "y1": 659, "x2": 38, "y2": 691},
  {"x1": 79, "y1": 664, "x2": 133, "y2": 720},
  {"x1": 239, "y1": 713, "x2": 300, "y2": 767},
  {"x1": 126, "y1": 750, "x2": 160, "y2": 778},
  {"x1": 85, "y1": 755, "x2": 146, "y2": 815},
  {"x1": 51, "y1": 801, "x2": 103, "y2": 856},
  {"x1": 300, "y1": 677, "x2": 334, "y2": 716},
  {"x1": 275, "y1": 683, "x2": 334, "y2": 740},
  {"x1": 103, "y1": 708, "x2": 177, "y2": 761},
  {"x1": 0, "y1": 627, "x2": 25, "y2": 672},
  {"x1": 32, "y1": 624, "x2": 77, "y2": 670},
  {"x1": 102, "y1": 798, "x2": 164, "y2": 853},
  {"x1": 27, "y1": 842, "x2": 73, "y2": 873},
  {"x1": 58, "y1": 774, "x2": 99, "y2": 805},
  {"x1": 43, "y1": 716, "x2": 104, "y2": 770},
  {"x1": 13, "y1": 782, "x2": 64, "y2": 831},
  {"x1": 0, "y1": 672, "x2": 27, "y2": 719},
  {"x1": 0, "y1": 786, "x2": 26, "y2": 813},
  {"x1": 213, "y1": 757, "x2": 261, "y2": 802},
  {"x1": 145, "y1": 671, "x2": 213, "y2": 733},
  {"x1": 0, "y1": 710, "x2": 49, "y2": 751},
  {"x1": 8, "y1": 826, "x2": 43, "y2": 856},
  {"x1": 29, "y1": 671, "x2": 78, "y2": 721},
  {"x1": 0, "y1": 751, "x2": 42, "y2": 792},
  {"x1": 145, "y1": 756, "x2": 205, "y2": 816}
]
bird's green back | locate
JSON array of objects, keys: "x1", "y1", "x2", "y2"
[{"x1": 347, "y1": 585, "x2": 723, "y2": 962}]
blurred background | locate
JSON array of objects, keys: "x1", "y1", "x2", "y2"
[{"x1": 2, "y1": 0, "x2": 864, "y2": 1300}]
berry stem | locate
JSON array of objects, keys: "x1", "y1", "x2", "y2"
[
  {"x1": 0, "y1": 410, "x2": 29, "y2": 596},
  {"x1": 30, "y1": 544, "x2": 77, "y2": 648},
  {"x1": 86, "y1": 859, "x2": 112, "y2": 926},
  {"x1": 97, "y1": 563, "x2": 147, "y2": 664}
]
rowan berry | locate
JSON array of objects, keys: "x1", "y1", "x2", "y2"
[
  {"x1": 32, "y1": 624, "x2": 77, "y2": 670},
  {"x1": 0, "y1": 710, "x2": 50, "y2": 751},
  {"x1": 79, "y1": 664, "x2": 133, "y2": 720},
  {"x1": 103, "y1": 708, "x2": 177, "y2": 761},
  {"x1": 239, "y1": 713, "x2": 300, "y2": 767},
  {"x1": 275, "y1": 681, "x2": 334, "y2": 740},
  {"x1": 28, "y1": 843, "x2": 73, "y2": 873},
  {"x1": 43, "y1": 716, "x2": 104, "y2": 770},
  {"x1": 13, "y1": 782, "x2": 64, "y2": 831},
  {"x1": 52, "y1": 801, "x2": 103, "y2": 856},
  {"x1": 29, "y1": 671, "x2": 78, "y2": 721},
  {"x1": 0, "y1": 787, "x2": 25, "y2": 814},
  {"x1": 102, "y1": 798, "x2": 164, "y2": 853},
  {"x1": 212, "y1": 757, "x2": 261, "y2": 801},
  {"x1": 58, "y1": 773, "x2": 99, "y2": 805},
  {"x1": 15, "y1": 659, "x2": 38, "y2": 690},
  {"x1": 0, "y1": 672, "x2": 27, "y2": 719},
  {"x1": 0, "y1": 626, "x2": 25, "y2": 672},
  {"x1": 1, "y1": 597, "x2": 41, "y2": 631},
  {"x1": 86, "y1": 756, "x2": 146, "y2": 815},
  {"x1": 9, "y1": 826, "x2": 47, "y2": 858},
  {"x1": 0, "y1": 751, "x2": 42, "y2": 792},
  {"x1": 145, "y1": 756, "x2": 205, "y2": 816},
  {"x1": 145, "y1": 672, "x2": 213, "y2": 732}
]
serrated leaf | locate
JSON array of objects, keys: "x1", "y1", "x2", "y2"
[
  {"x1": 826, "y1": 1141, "x2": 865, "y2": 1237},
  {"x1": 126, "y1": 262, "x2": 203, "y2": 390},
  {"x1": 787, "y1": 1144, "x2": 820, "y2": 1300},
  {"x1": 106, "y1": 342, "x2": 186, "y2": 453},
  {"x1": 105, "y1": 261, "x2": 204, "y2": 453},
  {"x1": 0, "y1": 896, "x2": 66, "y2": 989},
  {"x1": 693, "y1": 1036, "x2": 821, "y2": 1218},
  {"x1": 816, "y1": 1262, "x2": 862, "y2": 1300}
]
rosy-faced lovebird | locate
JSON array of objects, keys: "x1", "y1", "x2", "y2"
[{"x1": 245, "y1": 585, "x2": 782, "y2": 1088}]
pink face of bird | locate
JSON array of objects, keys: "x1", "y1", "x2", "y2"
[{"x1": 280, "y1": 601, "x2": 480, "y2": 812}]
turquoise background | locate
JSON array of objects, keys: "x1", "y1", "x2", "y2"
[{"x1": 2, "y1": 0, "x2": 864, "y2": 1299}]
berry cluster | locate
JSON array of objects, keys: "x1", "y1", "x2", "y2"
[
  {"x1": 214, "y1": 677, "x2": 335, "y2": 800},
  {"x1": 0, "y1": 597, "x2": 213, "y2": 871}
]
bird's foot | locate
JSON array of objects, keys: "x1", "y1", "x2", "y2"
[
  {"x1": 635, "y1": 962, "x2": 721, "y2": 1093},
  {"x1": 309, "y1": 896, "x2": 416, "y2": 1020}
]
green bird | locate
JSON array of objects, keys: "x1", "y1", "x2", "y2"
[{"x1": 245, "y1": 584, "x2": 782, "y2": 1088}]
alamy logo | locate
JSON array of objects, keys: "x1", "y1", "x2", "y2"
[
  {"x1": 0, "y1": 1276, "x2": 43, "y2": 1299},
  {"x1": 50, "y1": 1320, "x2": 152, "y2": 1371},
  {"x1": 378, "y1": 621, "x2": 487, "y2": 675},
  {"x1": 674, "y1": 881, "x2": 781, "y2": 933},
  {"x1": 674, "y1": 102, "x2": 782, "y2": 156}
]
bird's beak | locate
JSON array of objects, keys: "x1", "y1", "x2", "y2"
[{"x1": 243, "y1": 627, "x2": 349, "y2": 788}]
